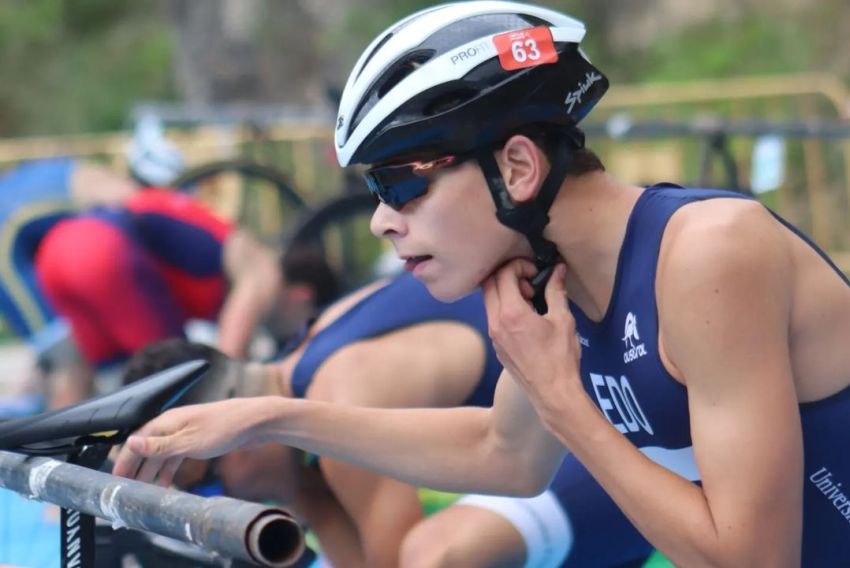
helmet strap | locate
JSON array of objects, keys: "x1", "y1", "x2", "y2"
[{"x1": 475, "y1": 128, "x2": 583, "y2": 312}]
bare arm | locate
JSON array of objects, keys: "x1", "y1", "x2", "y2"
[
  {"x1": 260, "y1": 366, "x2": 562, "y2": 494},
  {"x1": 647, "y1": 205, "x2": 801, "y2": 565},
  {"x1": 113, "y1": 368, "x2": 565, "y2": 495},
  {"x1": 69, "y1": 162, "x2": 137, "y2": 206},
  {"x1": 217, "y1": 230, "x2": 283, "y2": 359},
  {"x1": 114, "y1": 273, "x2": 564, "y2": 495},
  {"x1": 261, "y1": 358, "x2": 566, "y2": 495}
]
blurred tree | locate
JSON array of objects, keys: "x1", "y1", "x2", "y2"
[
  {"x1": 0, "y1": 0, "x2": 846, "y2": 137},
  {"x1": 167, "y1": 0, "x2": 324, "y2": 105},
  {"x1": 325, "y1": 0, "x2": 848, "y2": 87},
  {"x1": 0, "y1": 0, "x2": 174, "y2": 136}
]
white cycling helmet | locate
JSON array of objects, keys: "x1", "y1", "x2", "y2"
[
  {"x1": 126, "y1": 114, "x2": 185, "y2": 187},
  {"x1": 336, "y1": 2, "x2": 609, "y2": 308},
  {"x1": 335, "y1": 0, "x2": 608, "y2": 168}
]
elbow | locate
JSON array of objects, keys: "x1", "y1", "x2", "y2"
[
  {"x1": 483, "y1": 447, "x2": 553, "y2": 497},
  {"x1": 508, "y1": 467, "x2": 552, "y2": 497},
  {"x1": 478, "y1": 424, "x2": 557, "y2": 497},
  {"x1": 663, "y1": 525, "x2": 799, "y2": 568}
]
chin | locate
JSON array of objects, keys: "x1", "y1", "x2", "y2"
[{"x1": 421, "y1": 275, "x2": 479, "y2": 303}]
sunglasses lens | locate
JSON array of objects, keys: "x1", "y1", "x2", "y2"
[{"x1": 364, "y1": 165, "x2": 430, "y2": 209}]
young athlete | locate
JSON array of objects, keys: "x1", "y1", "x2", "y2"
[
  {"x1": 33, "y1": 187, "x2": 323, "y2": 405},
  {"x1": 115, "y1": 3, "x2": 850, "y2": 565}
]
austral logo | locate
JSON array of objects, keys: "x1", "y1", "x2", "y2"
[
  {"x1": 622, "y1": 312, "x2": 647, "y2": 364},
  {"x1": 564, "y1": 71, "x2": 602, "y2": 113}
]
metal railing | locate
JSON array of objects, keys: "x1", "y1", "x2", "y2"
[{"x1": 0, "y1": 450, "x2": 305, "y2": 567}]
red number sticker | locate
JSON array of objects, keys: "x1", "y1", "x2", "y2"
[{"x1": 493, "y1": 26, "x2": 558, "y2": 71}]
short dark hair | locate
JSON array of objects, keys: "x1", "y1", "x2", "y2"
[
  {"x1": 281, "y1": 245, "x2": 341, "y2": 308},
  {"x1": 123, "y1": 338, "x2": 222, "y2": 385},
  {"x1": 505, "y1": 123, "x2": 605, "y2": 177}
]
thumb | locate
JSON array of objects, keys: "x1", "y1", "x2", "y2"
[
  {"x1": 128, "y1": 434, "x2": 174, "y2": 457},
  {"x1": 544, "y1": 264, "x2": 568, "y2": 315}
]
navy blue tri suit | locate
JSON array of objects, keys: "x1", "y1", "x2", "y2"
[
  {"x1": 289, "y1": 271, "x2": 502, "y2": 407},
  {"x1": 571, "y1": 183, "x2": 850, "y2": 566}
]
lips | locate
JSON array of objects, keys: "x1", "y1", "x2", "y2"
[{"x1": 403, "y1": 255, "x2": 432, "y2": 272}]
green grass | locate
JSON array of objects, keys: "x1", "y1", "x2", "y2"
[{"x1": 643, "y1": 551, "x2": 675, "y2": 567}]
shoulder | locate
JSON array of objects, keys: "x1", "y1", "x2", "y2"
[
  {"x1": 656, "y1": 198, "x2": 794, "y2": 376},
  {"x1": 659, "y1": 197, "x2": 791, "y2": 291}
]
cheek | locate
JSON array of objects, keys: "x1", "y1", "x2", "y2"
[
  {"x1": 449, "y1": 199, "x2": 520, "y2": 264},
  {"x1": 419, "y1": 169, "x2": 527, "y2": 289},
  {"x1": 429, "y1": 228, "x2": 509, "y2": 300}
]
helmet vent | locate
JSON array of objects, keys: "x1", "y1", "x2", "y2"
[
  {"x1": 423, "y1": 88, "x2": 478, "y2": 116},
  {"x1": 355, "y1": 32, "x2": 394, "y2": 82},
  {"x1": 376, "y1": 51, "x2": 434, "y2": 98}
]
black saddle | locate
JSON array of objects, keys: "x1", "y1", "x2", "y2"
[{"x1": 0, "y1": 360, "x2": 209, "y2": 454}]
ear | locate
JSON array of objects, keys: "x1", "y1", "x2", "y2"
[{"x1": 495, "y1": 135, "x2": 547, "y2": 204}]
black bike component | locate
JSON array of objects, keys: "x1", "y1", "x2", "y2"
[
  {"x1": 697, "y1": 132, "x2": 749, "y2": 194},
  {"x1": 0, "y1": 359, "x2": 209, "y2": 452},
  {"x1": 62, "y1": 445, "x2": 110, "y2": 568},
  {"x1": 174, "y1": 158, "x2": 310, "y2": 245},
  {"x1": 0, "y1": 360, "x2": 209, "y2": 568},
  {"x1": 173, "y1": 159, "x2": 307, "y2": 209}
]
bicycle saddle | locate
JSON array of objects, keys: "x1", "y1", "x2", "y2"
[{"x1": 0, "y1": 359, "x2": 209, "y2": 454}]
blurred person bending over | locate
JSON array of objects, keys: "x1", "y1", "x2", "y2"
[
  {"x1": 0, "y1": 118, "x2": 189, "y2": 407},
  {"x1": 116, "y1": 2, "x2": 850, "y2": 565},
  {"x1": 0, "y1": 157, "x2": 152, "y2": 408},
  {"x1": 34, "y1": 188, "x2": 325, "y2": 406}
]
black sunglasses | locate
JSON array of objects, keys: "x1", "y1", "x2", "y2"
[{"x1": 363, "y1": 153, "x2": 471, "y2": 210}]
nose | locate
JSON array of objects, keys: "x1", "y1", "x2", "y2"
[{"x1": 370, "y1": 201, "x2": 406, "y2": 239}]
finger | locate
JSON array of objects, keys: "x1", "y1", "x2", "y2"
[
  {"x1": 519, "y1": 279, "x2": 535, "y2": 301},
  {"x1": 544, "y1": 263, "x2": 569, "y2": 318},
  {"x1": 482, "y1": 274, "x2": 501, "y2": 319},
  {"x1": 112, "y1": 444, "x2": 145, "y2": 479},
  {"x1": 136, "y1": 456, "x2": 170, "y2": 484},
  {"x1": 570, "y1": 331, "x2": 582, "y2": 362},
  {"x1": 496, "y1": 260, "x2": 537, "y2": 309},
  {"x1": 505, "y1": 257, "x2": 538, "y2": 278},
  {"x1": 155, "y1": 457, "x2": 185, "y2": 488},
  {"x1": 511, "y1": 258, "x2": 540, "y2": 283},
  {"x1": 128, "y1": 434, "x2": 177, "y2": 458}
]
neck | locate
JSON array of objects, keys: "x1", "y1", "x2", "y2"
[{"x1": 544, "y1": 171, "x2": 643, "y2": 320}]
